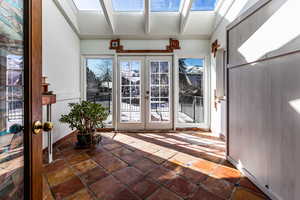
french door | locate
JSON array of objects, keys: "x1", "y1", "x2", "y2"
[
  {"x1": 117, "y1": 56, "x2": 173, "y2": 131},
  {"x1": 0, "y1": 0, "x2": 43, "y2": 199}
]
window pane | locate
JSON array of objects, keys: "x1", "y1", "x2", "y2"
[
  {"x1": 178, "y1": 58, "x2": 204, "y2": 124},
  {"x1": 86, "y1": 58, "x2": 113, "y2": 124},
  {"x1": 160, "y1": 62, "x2": 169, "y2": 73},
  {"x1": 151, "y1": 0, "x2": 181, "y2": 12},
  {"x1": 73, "y1": 0, "x2": 102, "y2": 11},
  {"x1": 191, "y1": 0, "x2": 217, "y2": 11},
  {"x1": 0, "y1": 1, "x2": 24, "y2": 198},
  {"x1": 112, "y1": 0, "x2": 144, "y2": 12},
  {"x1": 151, "y1": 62, "x2": 159, "y2": 73}
]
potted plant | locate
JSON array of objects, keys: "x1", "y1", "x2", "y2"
[{"x1": 59, "y1": 101, "x2": 109, "y2": 148}]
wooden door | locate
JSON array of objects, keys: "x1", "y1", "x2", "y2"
[{"x1": 0, "y1": 0, "x2": 43, "y2": 199}]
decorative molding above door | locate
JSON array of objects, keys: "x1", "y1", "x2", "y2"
[{"x1": 109, "y1": 38, "x2": 180, "y2": 53}]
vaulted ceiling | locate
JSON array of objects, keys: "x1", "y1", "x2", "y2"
[{"x1": 53, "y1": 0, "x2": 222, "y2": 39}]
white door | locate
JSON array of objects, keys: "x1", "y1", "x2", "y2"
[
  {"x1": 145, "y1": 57, "x2": 173, "y2": 130},
  {"x1": 116, "y1": 56, "x2": 173, "y2": 131}
]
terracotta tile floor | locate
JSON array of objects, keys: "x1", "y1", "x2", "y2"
[{"x1": 43, "y1": 132, "x2": 269, "y2": 200}]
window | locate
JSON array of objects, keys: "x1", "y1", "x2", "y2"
[
  {"x1": 178, "y1": 58, "x2": 204, "y2": 124},
  {"x1": 86, "y1": 58, "x2": 113, "y2": 125},
  {"x1": 112, "y1": 0, "x2": 144, "y2": 12},
  {"x1": 191, "y1": 0, "x2": 217, "y2": 11},
  {"x1": 151, "y1": 0, "x2": 181, "y2": 12},
  {"x1": 72, "y1": 0, "x2": 102, "y2": 11}
]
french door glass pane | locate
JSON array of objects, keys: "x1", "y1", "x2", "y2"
[
  {"x1": 178, "y1": 58, "x2": 204, "y2": 124},
  {"x1": 149, "y1": 61, "x2": 170, "y2": 122},
  {"x1": 120, "y1": 61, "x2": 141, "y2": 122},
  {"x1": 0, "y1": 0, "x2": 25, "y2": 199},
  {"x1": 86, "y1": 58, "x2": 113, "y2": 124}
]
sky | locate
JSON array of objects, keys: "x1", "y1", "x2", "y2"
[
  {"x1": 191, "y1": 0, "x2": 217, "y2": 11},
  {"x1": 87, "y1": 59, "x2": 112, "y2": 77},
  {"x1": 73, "y1": 0, "x2": 216, "y2": 11},
  {"x1": 182, "y1": 58, "x2": 204, "y2": 67}
]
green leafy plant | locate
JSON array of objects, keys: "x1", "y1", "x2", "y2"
[{"x1": 59, "y1": 101, "x2": 109, "y2": 135}]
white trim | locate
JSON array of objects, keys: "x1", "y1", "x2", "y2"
[
  {"x1": 180, "y1": 0, "x2": 193, "y2": 33},
  {"x1": 226, "y1": 0, "x2": 272, "y2": 31},
  {"x1": 227, "y1": 155, "x2": 280, "y2": 200},
  {"x1": 99, "y1": 0, "x2": 115, "y2": 33},
  {"x1": 52, "y1": 0, "x2": 80, "y2": 36},
  {"x1": 68, "y1": 0, "x2": 79, "y2": 14},
  {"x1": 56, "y1": 92, "x2": 81, "y2": 101},
  {"x1": 145, "y1": 0, "x2": 150, "y2": 33}
]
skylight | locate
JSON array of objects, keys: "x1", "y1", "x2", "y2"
[
  {"x1": 191, "y1": 0, "x2": 217, "y2": 11},
  {"x1": 151, "y1": 0, "x2": 181, "y2": 12},
  {"x1": 72, "y1": 0, "x2": 102, "y2": 11},
  {"x1": 112, "y1": 0, "x2": 144, "y2": 12}
]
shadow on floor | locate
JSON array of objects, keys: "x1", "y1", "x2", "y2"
[{"x1": 42, "y1": 131, "x2": 269, "y2": 200}]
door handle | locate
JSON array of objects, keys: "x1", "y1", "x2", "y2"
[{"x1": 33, "y1": 121, "x2": 54, "y2": 134}]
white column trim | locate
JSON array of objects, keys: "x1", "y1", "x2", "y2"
[
  {"x1": 145, "y1": 0, "x2": 151, "y2": 33},
  {"x1": 180, "y1": 0, "x2": 194, "y2": 33},
  {"x1": 99, "y1": 0, "x2": 115, "y2": 33}
]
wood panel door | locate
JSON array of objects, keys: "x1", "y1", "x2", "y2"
[{"x1": 0, "y1": 0, "x2": 43, "y2": 199}]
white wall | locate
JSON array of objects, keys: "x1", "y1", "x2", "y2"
[
  {"x1": 212, "y1": 0, "x2": 261, "y2": 47},
  {"x1": 80, "y1": 39, "x2": 210, "y2": 56},
  {"x1": 209, "y1": 0, "x2": 261, "y2": 136},
  {"x1": 80, "y1": 39, "x2": 211, "y2": 129},
  {"x1": 226, "y1": 0, "x2": 300, "y2": 199},
  {"x1": 42, "y1": 0, "x2": 80, "y2": 148}
]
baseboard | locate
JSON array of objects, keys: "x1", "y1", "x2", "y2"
[
  {"x1": 176, "y1": 127, "x2": 210, "y2": 132},
  {"x1": 116, "y1": 130, "x2": 177, "y2": 133},
  {"x1": 227, "y1": 155, "x2": 280, "y2": 200},
  {"x1": 43, "y1": 130, "x2": 77, "y2": 153},
  {"x1": 96, "y1": 128, "x2": 115, "y2": 132},
  {"x1": 43, "y1": 128, "x2": 117, "y2": 152}
]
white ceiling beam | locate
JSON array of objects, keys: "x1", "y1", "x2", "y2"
[
  {"x1": 145, "y1": 0, "x2": 150, "y2": 33},
  {"x1": 180, "y1": 0, "x2": 194, "y2": 33},
  {"x1": 99, "y1": 0, "x2": 115, "y2": 33},
  {"x1": 53, "y1": 0, "x2": 80, "y2": 36}
]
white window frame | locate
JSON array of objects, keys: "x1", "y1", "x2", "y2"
[
  {"x1": 80, "y1": 53, "x2": 211, "y2": 130},
  {"x1": 81, "y1": 55, "x2": 115, "y2": 128},
  {"x1": 174, "y1": 55, "x2": 211, "y2": 129}
]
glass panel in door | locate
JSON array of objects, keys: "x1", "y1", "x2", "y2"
[
  {"x1": 149, "y1": 61, "x2": 170, "y2": 122},
  {"x1": 120, "y1": 61, "x2": 141, "y2": 123},
  {"x1": 0, "y1": 0, "x2": 25, "y2": 198}
]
